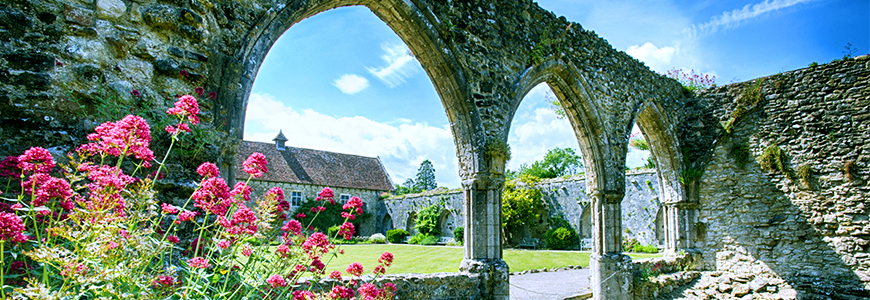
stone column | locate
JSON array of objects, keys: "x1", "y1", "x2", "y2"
[
  {"x1": 589, "y1": 191, "x2": 632, "y2": 300},
  {"x1": 459, "y1": 171, "x2": 509, "y2": 300},
  {"x1": 663, "y1": 202, "x2": 698, "y2": 253}
]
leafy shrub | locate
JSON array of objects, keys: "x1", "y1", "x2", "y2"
[
  {"x1": 502, "y1": 176, "x2": 545, "y2": 241},
  {"x1": 632, "y1": 244, "x2": 659, "y2": 253},
  {"x1": 623, "y1": 237, "x2": 640, "y2": 252},
  {"x1": 386, "y1": 229, "x2": 409, "y2": 243},
  {"x1": 453, "y1": 226, "x2": 464, "y2": 242},
  {"x1": 414, "y1": 203, "x2": 442, "y2": 236},
  {"x1": 327, "y1": 225, "x2": 340, "y2": 238},
  {"x1": 408, "y1": 233, "x2": 438, "y2": 245},
  {"x1": 292, "y1": 196, "x2": 370, "y2": 234},
  {"x1": 368, "y1": 233, "x2": 387, "y2": 244},
  {"x1": 545, "y1": 226, "x2": 578, "y2": 250}
]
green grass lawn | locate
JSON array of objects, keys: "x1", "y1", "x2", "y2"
[{"x1": 320, "y1": 244, "x2": 662, "y2": 275}]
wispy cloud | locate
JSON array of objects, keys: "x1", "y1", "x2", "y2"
[
  {"x1": 244, "y1": 93, "x2": 458, "y2": 187},
  {"x1": 366, "y1": 43, "x2": 420, "y2": 88},
  {"x1": 332, "y1": 74, "x2": 369, "y2": 94},
  {"x1": 688, "y1": 0, "x2": 816, "y2": 36}
]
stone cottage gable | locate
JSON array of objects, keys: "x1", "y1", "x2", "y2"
[{"x1": 234, "y1": 140, "x2": 394, "y2": 192}]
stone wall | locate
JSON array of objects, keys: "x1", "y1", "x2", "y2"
[
  {"x1": 631, "y1": 253, "x2": 702, "y2": 300},
  {"x1": 388, "y1": 170, "x2": 664, "y2": 246},
  {"x1": 309, "y1": 272, "x2": 482, "y2": 300},
  {"x1": 680, "y1": 55, "x2": 870, "y2": 299}
]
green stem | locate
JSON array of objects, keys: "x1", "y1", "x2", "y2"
[{"x1": 1, "y1": 241, "x2": 6, "y2": 299}]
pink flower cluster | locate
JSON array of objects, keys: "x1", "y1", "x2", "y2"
[
  {"x1": 218, "y1": 204, "x2": 258, "y2": 235},
  {"x1": 665, "y1": 68, "x2": 716, "y2": 91},
  {"x1": 196, "y1": 162, "x2": 220, "y2": 178},
  {"x1": 0, "y1": 212, "x2": 27, "y2": 243},
  {"x1": 18, "y1": 147, "x2": 55, "y2": 174},
  {"x1": 337, "y1": 222, "x2": 355, "y2": 240},
  {"x1": 0, "y1": 156, "x2": 20, "y2": 178},
  {"x1": 242, "y1": 152, "x2": 268, "y2": 178},
  {"x1": 317, "y1": 187, "x2": 335, "y2": 203},
  {"x1": 187, "y1": 256, "x2": 211, "y2": 269},
  {"x1": 266, "y1": 274, "x2": 287, "y2": 288},
  {"x1": 281, "y1": 219, "x2": 302, "y2": 236},
  {"x1": 230, "y1": 182, "x2": 252, "y2": 202},
  {"x1": 192, "y1": 177, "x2": 232, "y2": 216},
  {"x1": 167, "y1": 95, "x2": 200, "y2": 124},
  {"x1": 83, "y1": 115, "x2": 155, "y2": 167}
]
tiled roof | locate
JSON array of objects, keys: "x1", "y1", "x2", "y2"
[{"x1": 235, "y1": 141, "x2": 394, "y2": 192}]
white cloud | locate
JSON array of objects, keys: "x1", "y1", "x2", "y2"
[
  {"x1": 332, "y1": 74, "x2": 369, "y2": 94},
  {"x1": 626, "y1": 42, "x2": 677, "y2": 74},
  {"x1": 244, "y1": 93, "x2": 459, "y2": 187},
  {"x1": 688, "y1": 0, "x2": 817, "y2": 36},
  {"x1": 366, "y1": 43, "x2": 420, "y2": 88}
]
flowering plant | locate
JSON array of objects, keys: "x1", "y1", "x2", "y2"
[
  {"x1": 665, "y1": 68, "x2": 716, "y2": 92},
  {"x1": 0, "y1": 92, "x2": 396, "y2": 299}
]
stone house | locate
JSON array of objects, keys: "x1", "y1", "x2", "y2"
[{"x1": 234, "y1": 131, "x2": 395, "y2": 236}]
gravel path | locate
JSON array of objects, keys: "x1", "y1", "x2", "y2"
[{"x1": 509, "y1": 269, "x2": 591, "y2": 300}]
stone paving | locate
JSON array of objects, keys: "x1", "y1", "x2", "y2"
[{"x1": 509, "y1": 269, "x2": 590, "y2": 300}]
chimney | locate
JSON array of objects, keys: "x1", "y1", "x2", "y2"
[{"x1": 273, "y1": 130, "x2": 288, "y2": 150}]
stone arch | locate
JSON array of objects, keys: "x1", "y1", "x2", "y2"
[
  {"x1": 654, "y1": 206, "x2": 664, "y2": 245},
  {"x1": 579, "y1": 203, "x2": 592, "y2": 240},
  {"x1": 381, "y1": 213, "x2": 392, "y2": 234},
  {"x1": 438, "y1": 209, "x2": 455, "y2": 238},
  {"x1": 634, "y1": 100, "x2": 685, "y2": 204},
  {"x1": 216, "y1": 0, "x2": 483, "y2": 180},
  {"x1": 406, "y1": 211, "x2": 417, "y2": 235}
]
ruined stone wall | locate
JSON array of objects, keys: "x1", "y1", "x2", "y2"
[
  {"x1": 681, "y1": 56, "x2": 870, "y2": 299},
  {"x1": 388, "y1": 171, "x2": 663, "y2": 246}
]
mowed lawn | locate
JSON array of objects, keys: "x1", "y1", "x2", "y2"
[{"x1": 321, "y1": 244, "x2": 662, "y2": 275}]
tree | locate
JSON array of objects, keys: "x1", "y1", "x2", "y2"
[
  {"x1": 413, "y1": 160, "x2": 437, "y2": 191},
  {"x1": 514, "y1": 148, "x2": 583, "y2": 179},
  {"x1": 395, "y1": 178, "x2": 422, "y2": 195}
]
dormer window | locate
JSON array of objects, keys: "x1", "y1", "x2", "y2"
[{"x1": 273, "y1": 130, "x2": 288, "y2": 150}]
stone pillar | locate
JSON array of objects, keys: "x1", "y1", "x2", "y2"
[
  {"x1": 590, "y1": 191, "x2": 632, "y2": 300},
  {"x1": 663, "y1": 202, "x2": 698, "y2": 254},
  {"x1": 459, "y1": 172, "x2": 509, "y2": 300}
]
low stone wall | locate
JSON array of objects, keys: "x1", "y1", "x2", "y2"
[
  {"x1": 308, "y1": 272, "x2": 482, "y2": 300},
  {"x1": 631, "y1": 253, "x2": 702, "y2": 300}
]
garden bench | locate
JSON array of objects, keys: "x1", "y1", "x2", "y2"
[
  {"x1": 519, "y1": 237, "x2": 539, "y2": 249},
  {"x1": 437, "y1": 237, "x2": 454, "y2": 245}
]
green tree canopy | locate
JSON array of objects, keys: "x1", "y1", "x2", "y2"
[
  {"x1": 510, "y1": 148, "x2": 583, "y2": 179},
  {"x1": 414, "y1": 160, "x2": 437, "y2": 191}
]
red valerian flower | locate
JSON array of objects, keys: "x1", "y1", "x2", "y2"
[
  {"x1": 0, "y1": 156, "x2": 21, "y2": 178},
  {"x1": 346, "y1": 262, "x2": 363, "y2": 277},
  {"x1": 266, "y1": 186, "x2": 284, "y2": 201},
  {"x1": 341, "y1": 212, "x2": 356, "y2": 220},
  {"x1": 130, "y1": 90, "x2": 141, "y2": 97},
  {"x1": 161, "y1": 203, "x2": 178, "y2": 214},
  {"x1": 281, "y1": 219, "x2": 302, "y2": 235},
  {"x1": 241, "y1": 244, "x2": 253, "y2": 257},
  {"x1": 230, "y1": 182, "x2": 252, "y2": 202},
  {"x1": 22, "y1": 173, "x2": 73, "y2": 208},
  {"x1": 310, "y1": 257, "x2": 325, "y2": 272},
  {"x1": 175, "y1": 211, "x2": 198, "y2": 224},
  {"x1": 266, "y1": 274, "x2": 287, "y2": 288},
  {"x1": 317, "y1": 187, "x2": 334, "y2": 201},
  {"x1": 373, "y1": 265, "x2": 386, "y2": 275},
  {"x1": 338, "y1": 222, "x2": 355, "y2": 240},
  {"x1": 379, "y1": 252, "x2": 394, "y2": 266},
  {"x1": 343, "y1": 196, "x2": 363, "y2": 212},
  {"x1": 167, "y1": 235, "x2": 180, "y2": 243},
  {"x1": 329, "y1": 270, "x2": 343, "y2": 280},
  {"x1": 192, "y1": 177, "x2": 231, "y2": 216},
  {"x1": 194, "y1": 86, "x2": 204, "y2": 96},
  {"x1": 208, "y1": 91, "x2": 217, "y2": 99},
  {"x1": 295, "y1": 213, "x2": 306, "y2": 219},
  {"x1": 18, "y1": 147, "x2": 55, "y2": 174},
  {"x1": 243, "y1": 152, "x2": 268, "y2": 178},
  {"x1": 179, "y1": 70, "x2": 189, "y2": 77},
  {"x1": 292, "y1": 290, "x2": 315, "y2": 300},
  {"x1": 187, "y1": 257, "x2": 211, "y2": 269},
  {"x1": 153, "y1": 275, "x2": 176, "y2": 288},
  {"x1": 358, "y1": 283, "x2": 381, "y2": 299},
  {"x1": 167, "y1": 95, "x2": 200, "y2": 125},
  {"x1": 84, "y1": 115, "x2": 155, "y2": 166},
  {"x1": 196, "y1": 162, "x2": 220, "y2": 178},
  {"x1": 0, "y1": 212, "x2": 28, "y2": 243},
  {"x1": 275, "y1": 244, "x2": 291, "y2": 258},
  {"x1": 217, "y1": 239, "x2": 232, "y2": 249},
  {"x1": 310, "y1": 206, "x2": 326, "y2": 213},
  {"x1": 302, "y1": 232, "x2": 330, "y2": 254},
  {"x1": 328, "y1": 286, "x2": 354, "y2": 299}
]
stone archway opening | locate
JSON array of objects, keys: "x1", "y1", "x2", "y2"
[
  {"x1": 381, "y1": 213, "x2": 393, "y2": 234},
  {"x1": 406, "y1": 211, "x2": 417, "y2": 235},
  {"x1": 438, "y1": 209, "x2": 455, "y2": 239}
]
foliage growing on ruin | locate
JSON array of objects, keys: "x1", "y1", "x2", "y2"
[
  {"x1": 414, "y1": 202, "x2": 442, "y2": 236},
  {"x1": 798, "y1": 164, "x2": 813, "y2": 186},
  {"x1": 679, "y1": 168, "x2": 702, "y2": 185},
  {"x1": 386, "y1": 229, "x2": 409, "y2": 244},
  {"x1": 758, "y1": 144, "x2": 788, "y2": 175},
  {"x1": 729, "y1": 142, "x2": 751, "y2": 169},
  {"x1": 723, "y1": 79, "x2": 765, "y2": 134},
  {"x1": 665, "y1": 69, "x2": 716, "y2": 92},
  {"x1": 484, "y1": 138, "x2": 512, "y2": 161},
  {"x1": 502, "y1": 175, "x2": 545, "y2": 241}
]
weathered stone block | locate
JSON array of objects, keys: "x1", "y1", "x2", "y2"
[
  {"x1": 142, "y1": 5, "x2": 177, "y2": 30},
  {"x1": 64, "y1": 4, "x2": 93, "y2": 26},
  {"x1": 96, "y1": 0, "x2": 126, "y2": 20},
  {"x1": 10, "y1": 71, "x2": 51, "y2": 90},
  {"x1": 4, "y1": 51, "x2": 55, "y2": 72}
]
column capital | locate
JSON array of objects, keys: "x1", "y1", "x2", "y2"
[
  {"x1": 461, "y1": 173, "x2": 505, "y2": 190},
  {"x1": 588, "y1": 190, "x2": 624, "y2": 204}
]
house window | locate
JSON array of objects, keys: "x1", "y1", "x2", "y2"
[
  {"x1": 340, "y1": 194, "x2": 351, "y2": 203},
  {"x1": 290, "y1": 191, "x2": 303, "y2": 207}
]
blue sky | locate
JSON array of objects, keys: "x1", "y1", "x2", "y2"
[{"x1": 245, "y1": 0, "x2": 869, "y2": 188}]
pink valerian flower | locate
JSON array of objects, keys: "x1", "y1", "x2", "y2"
[
  {"x1": 153, "y1": 275, "x2": 176, "y2": 288},
  {"x1": 217, "y1": 239, "x2": 232, "y2": 249},
  {"x1": 266, "y1": 274, "x2": 287, "y2": 288},
  {"x1": 187, "y1": 257, "x2": 211, "y2": 269},
  {"x1": 147, "y1": 170, "x2": 164, "y2": 180},
  {"x1": 266, "y1": 187, "x2": 284, "y2": 202},
  {"x1": 384, "y1": 282, "x2": 397, "y2": 293},
  {"x1": 130, "y1": 90, "x2": 141, "y2": 97},
  {"x1": 106, "y1": 241, "x2": 119, "y2": 249},
  {"x1": 296, "y1": 213, "x2": 306, "y2": 219},
  {"x1": 379, "y1": 252, "x2": 394, "y2": 266},
  {"x1": 358, "y1": 283, "x2": 382, "y2": 300},
  {"x1": 230, "y1": 182, "x2": 252, "y2": 202},
  {"x1": 192, "y1": 177, "x2": 232, "y2": 216},
  {"x1": 118, "y1": 229, "x2": 131, "y2": 239},
  {"x1": 341, "y1": 212, "x2": 356, "y2": 220},
  {"x1": 242, "y1": 152, "x2": 268, "y2": 178},
  {"x1": 194, "y1": 86, "x2": 204, "y2": 96},
  {"x1": 196, "y1": 162, "x2": 220, "y2": 178},
  {"x1": 179, "y1": 70, "x2": 189, "y2": 77},
  {"x1": 17, "y1": 147, "x2": 55, "y2": 174},
  {"x1": 346, "y1": 262, "x2": 363, "y2": 277},
  {"x1": 167, "y1": 235, "x2": 180, "y2": 243},
  {"x1": 302, "y1": 232, "x2": 331, "y2": 255},
  {"x1": 0, "y1": 156, "x2": 20, "y2": 178},
  {"x1": 175, "y1": 211, "x2": 198, "y2": 224},
  {"x1": 317, "y1": 187, "x2": 334, "y2": 201},
  {"x1": 310, "y1": 257, "x2": 325, "y2": 272},
  {"x1": 61, "y1": 262, "x2": 88, "y2": 277},
  {"x1": 281, "y1": 219, "x2": 302, "y2": 236},
  {"x1": 292, "y1": 290, "x2": 315, "y2": 300},
  {"x1": 224, "y1": 204, "x2": 258, "y2": 235},
  {"x1": 275, "y1": 244, "x2": 291, "y2": 258},
  {"x1": 311, "y1": 206, "x2": 326, "y2": 213},
  {"x1": 164, "y1": 123, "x2": 191, "y2": 134},
  {"x1": 161, "y1": 203, "x2": 178, "y2": 214},
  {"x1": 21, "y1": 173, "x2": 73, "y2": 209},
  {"x1": 373, "y1": 265, "x2": 386, "y2": 275},
  {"x1": 0, "y1": 212, "x2": 28, "y2": 243},
  {"x1": 329, "y1": 270, "x2": 343, "y2": 280},
  {"x1": 208, "y1": 91, "x2": 217, "y2": 99},
  {"x1": 338, "y1": 222, "x2": 355, "y2": 240},
  {"x1": 241, "y1": 244, "x2": 253, "y2": 257},
  {"x1": 328, "y1": 286, "x2": 355, "y2": 299},
  {"x1": 343, "y1": 196, "x2": 363, "y2": 211},
  {"x1": 167, "y1": 95, "x2": 200, "y2": 125},
  {"x1": 84, "y1": 115, "x2": 155, "y2": 166}
]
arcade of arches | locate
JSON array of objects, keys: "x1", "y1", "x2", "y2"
[{"x1": 1, "y1": 0, "x2": 869, "y2": 299}]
